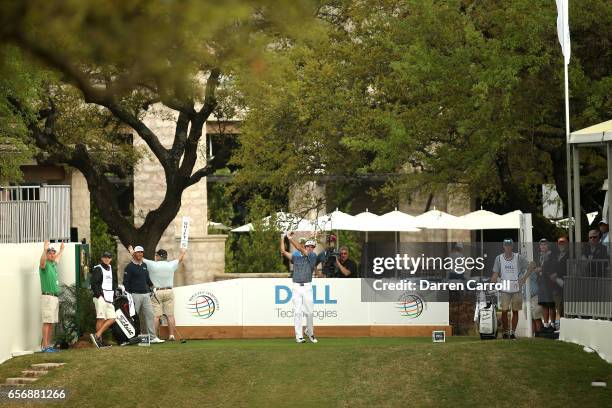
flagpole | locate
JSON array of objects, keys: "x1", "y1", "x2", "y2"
[{"x1": 565, "y1": 60, "x2": 573, "y2": 243}]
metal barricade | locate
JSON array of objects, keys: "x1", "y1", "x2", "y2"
[{"x1": 564, "y1": 259, "x2": 612, "y2": 319}]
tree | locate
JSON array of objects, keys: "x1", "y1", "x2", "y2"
[
  {"x1": 0, "y1": 0, "x2": 319, "y2": 256},
  {"x1": 233, "y1": 0, "x2": 612, "y2": 230}
]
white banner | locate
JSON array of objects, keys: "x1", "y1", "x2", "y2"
[
  {"x1": 180, "y1": 216, "x2": 190, "y2": 249},
  {"x1": 173, "y1": 278, "x2": 448, "y2": 327}
]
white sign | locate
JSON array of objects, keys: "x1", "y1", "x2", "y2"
[
  {"x1": 180, "y1": 216, "x2": 190, "y2": 249},
  {"x1": 172, "y1": 278, "x2": 449, "y2": 327}
]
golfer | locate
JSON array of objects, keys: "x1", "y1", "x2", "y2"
[
  {"x1": 90, "y1": 251, "x2": 117, "y2": 348},
  {"x1": 39, "y1": 241, "x2": 65, "y2": 352},
  {"x1": 280, "y1": 232, "x2": 318, "y2": 343},
  {"x1": 124, "y1": 245, "x2": 164, "y2": 343}
]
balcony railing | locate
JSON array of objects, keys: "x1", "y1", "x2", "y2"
[{"x1": 0, "y1": 185, "x2": 71, "y2": 243}]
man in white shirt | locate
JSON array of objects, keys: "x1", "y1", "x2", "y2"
[{"x1": 147, "y1": 248, "x2": 185, "y2": 340}]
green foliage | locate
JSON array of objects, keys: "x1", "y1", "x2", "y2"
[
  {"x1": 207, "y1": 168, "x2": 235, "y2": 234},
  {"x1": 0, "y1": 0, "x2": 320, "y2": 251},
  {"x1": 90, "y1": 201, "x2": 117, "y2": 265},
  {"x1": 233, "y1": 0, "x2": 612, "y2": 217},
  {"x1": 0, "y1": 47, "x2": 46, "y2": 183},
  {"x1": 226, "y1": 196, "x2": 287, "y2": 273},
  {"x1": 57, "y1": 284, "x2": 96, "y2": 345}
]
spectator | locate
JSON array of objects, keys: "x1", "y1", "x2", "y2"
[
  {"x1": 599, "y1": 220, "x2": 609, "y2": 245},
  {"x1": 553, "y1": 236, "x2": 569, "y2": 323},
  {"x1": 123, "y1": 246, "x2": 164, "y2": 344},
  {"x1": 491, "y1": 238, "x2": 534, "y2": 340},
  {"x1": 39, "y1": 241, "x2": 65, "y2": 352},
  {"x1": 145, "y1": 248, "x2": 186, "y2": 341},
  {"x1": 89, "y1": 251, "x2": 117, "y2": 348},
  {"x1": 535, "y1": 239, "x2": 557, "y2": 332},
  {"x1": 447, "y1": 243, "x2": 471, "y2": 280},
  {"x1": 525, "y1": 262, "x2": 543, "y2": 334},
  {"x1": 336, "y1": 246, "x2": 357, "y2": 278},
  {"x1": 582, "y1": 229, "x2": 608, "y2": 276}
]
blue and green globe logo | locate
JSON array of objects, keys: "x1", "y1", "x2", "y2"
[
  {"x1": 396, "y1": 293, "x2": 424, "y2": 318},
  {"x1": 187, "y1": 291, "x2": 218, "y2": 319}
]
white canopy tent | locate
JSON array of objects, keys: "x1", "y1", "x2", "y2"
[
  {"x1": 314, "y1": 209, "x2": 360, "y2": 231},
  {"x1": 231, "y1": 211, "x2": 316, "y2": 233},
  {"x1": 568, "y1": 119, "x2": 612, "y2": 242},
  {"x1": 414, "y1": 209, "x2": 461, "y2": 229}
]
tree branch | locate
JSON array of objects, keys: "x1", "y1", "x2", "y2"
[
  {"x1": 198, "y1": 68, "x2": 221, "y2": 119},
  {"x1": 187, "y1": 165, "x2": 215, "y2": 187}
]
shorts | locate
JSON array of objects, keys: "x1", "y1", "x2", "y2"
[
  {"x1": 41, "y1": 295, "x2": 59, "y2": 324},
  {"x1": 530, "y1": 296, "x2": 542, "y2": 319},
  {"x1": 500, "y1": 292, "x2": 522, "y2": 311},
  {"x1": 538, "y1": 301, "x2": 555, "y2": 308},
  {"x1": 152, "y1": 289, "x2": 175, "y2": 317},
  {"x1": 93, "y1": 296, "x2": 116, "y2": 320}
]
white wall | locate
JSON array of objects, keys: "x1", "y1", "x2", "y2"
[
  {"x1": 0, "y1": 243, "x2": 77, "y2": 364},
  {"x1": 560, "y1": 318, "x2": 612, "y2": 363}
]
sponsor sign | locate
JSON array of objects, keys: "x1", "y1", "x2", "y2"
[{"x1": 173, "y1": 278, "x2": 449, "y2": 327}]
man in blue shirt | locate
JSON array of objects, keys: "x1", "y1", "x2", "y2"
[{"x1": 280, "y1": 232, "x2": 318, "y2": 343}]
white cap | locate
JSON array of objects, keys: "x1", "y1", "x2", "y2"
[
  {"x1": 600, "y1": 219, "x2": 608, "y2": 225},
  {"x1": 134, "y1": 245, "x2": 144, "y2": 252},
  {"x1": 304, "y1": 240, "x2": 316, "y2": 247}
]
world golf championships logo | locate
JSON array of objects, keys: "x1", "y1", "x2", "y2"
[
  {"x1": 396, "y1": 293, "x2": 424, "y2": 318},
  {"x1": 187, "y1": 291, "x2": 218, "y2": 319}
]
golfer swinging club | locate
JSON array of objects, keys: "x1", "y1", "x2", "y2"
[{"x1": 280, "y1": 232, "x2": 318, "y2": 343}]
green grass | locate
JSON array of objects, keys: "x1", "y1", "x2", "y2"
[{"x1": 0, "y1": 337, "x2": 610, "y2": 407}]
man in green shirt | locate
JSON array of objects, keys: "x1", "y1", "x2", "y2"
[{"x1": 39, "y1": 240, "x2": 65, "y2": 352}]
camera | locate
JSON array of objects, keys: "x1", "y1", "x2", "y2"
[{"x1": 323, "y1": 250, "x2": 339, "y2": 277}]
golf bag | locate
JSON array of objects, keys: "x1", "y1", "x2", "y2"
[
  {"x1": 111, "y1": 288, "x2": 141, "y2": 345},
  {"x1": 476, "y1": 290, "x2": 498, "y2": 340}
]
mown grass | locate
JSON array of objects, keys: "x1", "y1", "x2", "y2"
[{"x1": 0, "y1": 337, "x2": 610, "y2": 407}]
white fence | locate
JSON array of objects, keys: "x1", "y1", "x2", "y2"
[{"x1": 0, "y1": 185, "x2": 70, "y2": 243}]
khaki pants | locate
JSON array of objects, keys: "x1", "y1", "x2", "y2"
[
  {"x1": 152, "y1": 289, "x2": 175, "y2": 317},
  {"x1": 41, "y1": 295, "x2": 59, "y2": 324}
]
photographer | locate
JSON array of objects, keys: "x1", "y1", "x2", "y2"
[{"x1": 317, "y1": 234, "x2": 339, "y2": 277}]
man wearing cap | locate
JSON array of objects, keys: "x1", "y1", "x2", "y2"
[
  {"x1": 90, "y1": 251, "x2": 117, "y2": 348},
  {"x1": 280, "y1": 232, "x2": 318, "y2": 343},
  {"x1": 491, "y1": 238, "x2": 534, "y2": 339},
  {"x1": 135, "y1": 247, "x2": 186, "y2": 341},
  {"x1": 39, "y1": 241, "x2": 65, "y2": 352},
  {"x1": 123, "y1": 246, "x2": 164, "y2": 343},
  {"x1": 599, "y1": 220, "x2": 609, "y2": 245}
]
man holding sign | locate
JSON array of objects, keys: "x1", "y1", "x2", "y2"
[{"x1": 491, "y1": 239, "x2": 534, "y2": 340}]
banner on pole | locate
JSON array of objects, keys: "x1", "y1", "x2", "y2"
[
  {"x1": 180, "y1": 216, "x2": 190, "y2": 248},
  {"x1": 555, "y1": 0, "x2": 571, "y2": 65}
]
